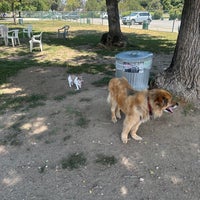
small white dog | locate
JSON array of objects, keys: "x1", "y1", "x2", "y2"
[{"x1": 68, "y1": 75, "x2": 83, "y2": 90}]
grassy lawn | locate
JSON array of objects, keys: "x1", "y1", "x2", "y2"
[{"x1": 0, "y1": 20, "x2": 177, "y2": 85}]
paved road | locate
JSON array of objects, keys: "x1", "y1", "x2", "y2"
[
  {"x1": 90, "y1": 18, "x2": 181, "y2": 33},
  {"x1": 140, "y1": 19, "x2": 180, "y2": 33}
]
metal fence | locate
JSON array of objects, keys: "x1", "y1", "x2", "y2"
[
  {"x1": 21, "y1": 11, "x2": 104, "y2": 20},
  {"x1": 17, "y1": 11, "x2": 180, "y2": 33}
]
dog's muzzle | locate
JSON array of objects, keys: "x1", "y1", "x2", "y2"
[{"x1": 164, "y1": 103, "x2": 179, "y2": 113}]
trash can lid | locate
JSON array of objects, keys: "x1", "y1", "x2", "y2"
[{"x1": 115, "y1": 50, "x2": 153, "y2": 61}]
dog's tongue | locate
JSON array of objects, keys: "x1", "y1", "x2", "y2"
[{"x1": 165, "y1": 107, "x2": 173, "y2": 113}]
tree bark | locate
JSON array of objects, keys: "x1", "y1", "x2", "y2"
[
  {"x1": 155, "y1": 0, "x2": 200, "y2": 106},
  {"x1": 100, "y1": 0, "x2": 126, "y2": 47},
  {"x1": 11, "y1": 2, "x2": 16, "y2": 24}
]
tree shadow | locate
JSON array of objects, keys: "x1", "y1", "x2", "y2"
[{"x1": 0, "y1": 27, "x2": 176, "y2": 87}]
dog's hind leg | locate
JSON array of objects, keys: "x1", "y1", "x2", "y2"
[
  {"x1": 115, "y1": 106, "x2": 121, "y2": 119},
  {"x1": 107, "y1": 93, "x2": 118, "y2": 123},
  {"x1": 111, "y1": 101, "x2": 118, "y2": 123}
]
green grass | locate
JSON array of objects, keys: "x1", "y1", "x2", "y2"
[
  {"x1": 0, "y1": 20, "x2": 177, "y2": 86},
  {"x1": 66, "y1": 63, "x2": 115, "y2": 75},
  {"x1": 66, "y1": 106, "x2": 90, "y2": 128},
  {"x1": 75, "y1": 115, "x2": 90, "y2": 128},
  {"x1": 0, "y1": 93, "x2": 47, "y2": 113},
  {"x1": 53, "y1": 94, "x2": 67, "y2": 101},
  {"x1": 95, "y1": 154, "x2": 117, "y2": 166},
  {"x1": 65, "y1": 106, "x2": 80, "y2": 115},
  {"x1": 92, "y1": 76, "x2": 111, "y2": 87},
  {"x1": 66, "y1": 90, "x2": 81, "y2": 95},
  {"x1": 61, "y1": 152, "x2": 87, "y2": 170}
]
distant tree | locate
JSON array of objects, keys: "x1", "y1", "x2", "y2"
[
  {"x1": 0, "y1": 1, "x2": 10, "y2": 13},
  {"x1": 1, "y1": 0, "x2": 52, "y2": 20},
  {"x1": 160, "y1": 0, "x2": 172, "y2": 10},
  {"x1": 161, "y1": 0, "x2": 183, "y2": 12},
  {"x1": 155, "y1": 0, "x2": 200, "y2": 106},
  {"x1": 139, "y1": 0, "x2": 148, "y2": 9},
  {"x1": 65, "y1": 0, "x2": 81, "y2": 11},
  {"x1": 30, "y1": 0, "x2": 49, "y2": 10},
  {"x1": 147, "y1": 0, "x2": 163, "y2": 11},
  {"x1": 51, "y1": 1, "x2": 59, "y2": 11},
  {"x1": 85, "y1": 0, "x2": 106, "y2": 11},
  {"x1": 119, "y1": 0, "x2": 142, "y2": 14}
]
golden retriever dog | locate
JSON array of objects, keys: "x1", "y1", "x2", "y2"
[
  {"x1": 107, "y1": 77, "x2": 178, "y2": 143},
  {"x1": 107, "y1": 77, "x2": 135, "y2": 123}
]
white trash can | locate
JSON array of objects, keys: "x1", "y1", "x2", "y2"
[{"x1": 115, "y1": 50, "x2": 153, "y2": 91}]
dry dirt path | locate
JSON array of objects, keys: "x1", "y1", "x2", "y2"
[{"x1": 0, "y1": 56, "x2": 200, "y2": 200}]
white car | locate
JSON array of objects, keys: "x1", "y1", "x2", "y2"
[{"x1": 122, "y1": 11, "x2": 152, "y2": 25}]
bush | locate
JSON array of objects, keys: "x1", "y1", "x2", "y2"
[
  {"x1": 121, "y1": 11, "x2": 131, "y2": 17},
  {"x1": 169, "y1": 9, "x2": 182, "y2": 20},
  {"x1": 153, "y1": 10, "x2": 163, "y2": 20}
]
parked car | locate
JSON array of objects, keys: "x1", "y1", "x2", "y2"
[
  {"x1": 62, "y1": 12, "x2": 79, "y2": 20},
  {"x1": 122, "y1": 11, "x2": 152, "y2": 25}
]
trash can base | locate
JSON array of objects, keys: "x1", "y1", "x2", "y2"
[{"x1": 18, "y1": 18, "x2": 23, "y2": 25}]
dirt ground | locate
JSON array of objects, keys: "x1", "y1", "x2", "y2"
[{"x1": 0, "y1": 54, "x2": 200, "y2": 200}]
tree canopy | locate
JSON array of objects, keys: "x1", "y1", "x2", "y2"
[{"x1": 0, "y1": 0, "x2": 183, "y2": 14}]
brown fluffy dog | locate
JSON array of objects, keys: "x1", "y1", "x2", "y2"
[
  {"x1": 107, "y1": 77, "x2": 135, "y2": 123},
  {"x1": 107, "y1": 77, "x2": 178, "y2": 143}
]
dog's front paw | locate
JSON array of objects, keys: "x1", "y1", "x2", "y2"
[
  {"x1": 121, "y1": 136, "x2": 128, "y2": 144},
  {"x1": 112, "y1": 117, "x2": 117, "y2": 123},
  {"x1": 131, "y1": 134, "x2": 143, "y2": 141},
  {"x1": 116, "y1": 112, "x2": 121, "y2": 119}
]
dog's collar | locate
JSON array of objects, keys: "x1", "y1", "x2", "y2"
[{"x1": 147, "y1": 96, "x2": 153, "y2": 116}]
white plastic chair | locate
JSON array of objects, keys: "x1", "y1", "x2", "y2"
[
  {"x1": 29, "y1": 32, "x2": 43, "y2": 52},
  {"x1": 58, "y1": 25, "x2": 70, "y2": 38},
  {"x1": 7, "y1": 29, "x2": 20, "y2": 47},
  {"x1": 23, "y1": 25, "x2": 32, "y2": 38},
  {"x1": 0, "y1": 25, "x2": 8, "y2": 46}
]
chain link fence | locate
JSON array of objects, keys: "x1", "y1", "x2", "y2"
[{"x1": 10, "y1": 11, "x2": 180, "y2": 33}]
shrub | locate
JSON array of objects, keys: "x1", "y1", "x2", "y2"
[
  {"x1": 153, "y1": 10, "x2": 163, "y2": 20},
  {"x1": 169, "y1": 9, "x2": 182, "y2": 20}
]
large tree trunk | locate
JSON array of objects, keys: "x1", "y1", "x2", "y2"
[
  {"x1": 155, "y1": 0, "x2": 200, "y2": 107},
  {"x1": 100, "y1": 0, "x2": 126, "y2": 47}
]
